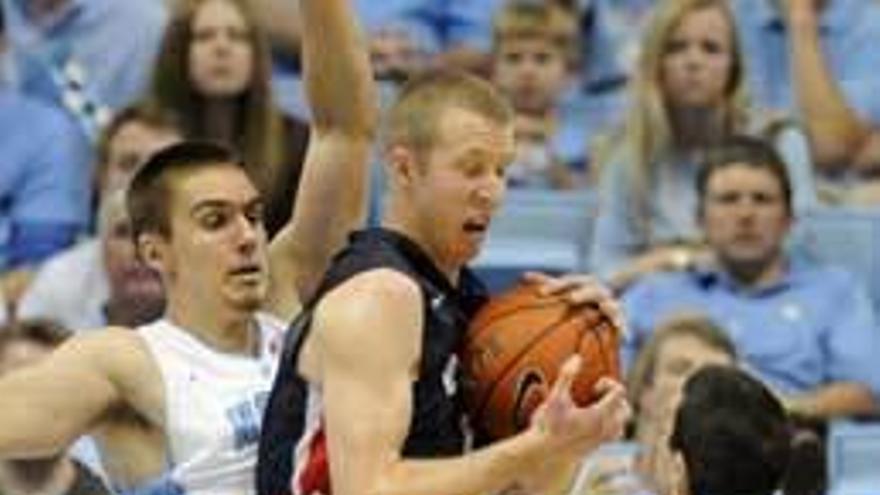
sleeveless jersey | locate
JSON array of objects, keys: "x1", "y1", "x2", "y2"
[
  {"x1": 256, "y1": 228, "x2": 488, "y2": 495},
  {"x1": 126, "y1": 313, "x2": 286, "y2": 495}
]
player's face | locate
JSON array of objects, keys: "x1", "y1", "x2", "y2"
[
  {"x1": 188, "y1": 0, "x2": 254, "y2": 98},
  {"x1": 411, "y1": 108, "x2": 515, "y2": 270},
  {"x1": 660, "y1": 6, "x2": 733, "y2": 110},
  {"x1": 165, "y1": 165, "x2": 268, "y2": 312},
  {"x1": 700, "y1": 164, "x2": 791, "y2": 271}
]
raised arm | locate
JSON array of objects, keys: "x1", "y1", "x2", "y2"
[
  {"x1": 314, "y1": 269, "x2": 628, "y2": 495},
  {"x1": 0, "y1": 330, "x2": 133, "y2": 459},
  {"x1": 783, "y1": 0, "x2": 874, "y2": 172},
  {"x1": 267, "y1": 0, "x2": 378, "y2": 320}
]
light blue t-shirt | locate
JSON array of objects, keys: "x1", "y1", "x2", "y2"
[
  {"x1": 0, "y1": 89, "x2": 91, "y2": 269},
  {"x1": 622, "y1": 261, "x2": 880, "y2": 397},
  {"x1": 2, "y1": 0, "x2": 168, "y2": 137}
]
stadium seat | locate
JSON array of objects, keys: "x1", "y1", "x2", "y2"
[
  {"x1": 473, "y1": 190, "x2": 597, "y2": 292},
  {"x1": 793, "y1": 206, "x2": 880, "y2": 313},
  {"x1": 827, "y1": 419, "x2": 880, "y2": 495}
]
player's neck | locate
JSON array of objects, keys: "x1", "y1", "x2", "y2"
[
  {"x1": 165, "y1": 298, "x2": 258, "y2": 355},
  {"x1": 381, "y1": 216, "x2": 461, "y2": 286},
  {"x1": 0, "y1": 457, "x2": 75, "y2": 495}
]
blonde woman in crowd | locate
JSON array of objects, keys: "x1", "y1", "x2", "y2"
[{"x1": 589, "y1": 0, "x2": 816, "y2": 290}]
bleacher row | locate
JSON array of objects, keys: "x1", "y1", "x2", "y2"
[{"x1": 472, "y1": 189, "x2": 880, "y2": 495}]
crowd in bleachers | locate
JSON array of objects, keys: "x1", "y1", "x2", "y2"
[{"x1": 1, "y1": 0, "x2": 880, "y2": 494}]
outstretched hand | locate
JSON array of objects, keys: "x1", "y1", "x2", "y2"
[{"x1": 531, "y1": 356, "x2": 631, "y2": 456}]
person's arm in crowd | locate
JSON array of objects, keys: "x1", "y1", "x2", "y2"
[
  {"x1": 784, "y1": 383, "x2": 876, "y2": 419},
  {"x1": 590, "y1": 153, "x2": 707, "y2": 291},
  {"x1": 784, "y1": 270, "x2": 879, "y2": 418},
  {"x1": 0, "y1": 330, "x2": 143, "y2": 459},
  {"x1": 312, "y1": 269, "x2": 629, "y2": 495},
  {"x1": 265, "y1": 0, "x2": 377, "y2": 320},
  {"x1": 783, "y1": 0, "x2": 877, "y2": 173}
]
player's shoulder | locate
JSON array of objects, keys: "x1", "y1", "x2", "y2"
[
  {"x1": 67, "y1": 327, "x2": 156, "y2": 376},
  {"x1": 326, "y1": 267, "x2": 422, "y2": 308}
]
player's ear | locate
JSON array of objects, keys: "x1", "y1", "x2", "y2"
[
  {"x1": 136, "y1": 233, "x2": 166, "y2": 273},
  {"x1": 386, "y1": 144, "x2": 420, "y2": 187}
]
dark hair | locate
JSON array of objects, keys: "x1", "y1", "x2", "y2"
[
  {"x1": 126, "y1": 140, "x2": 246, "y2": 246},
  {"x1": 0, "y1": 320, "x2": 72, "y2": 356},
  {"x1": 696, "y1": 135, "x2": 793, "y2": 215},
  {"x1": 670, "y1": 365, "x2": 792, "y2": 495}
]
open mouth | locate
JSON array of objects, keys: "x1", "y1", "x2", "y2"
[
  {"x1": 464, "y1": 218, "x2": 489, "y2": 233},
  {"x1": 230, "y1": 264, "x2": 262, "y2": 277}
]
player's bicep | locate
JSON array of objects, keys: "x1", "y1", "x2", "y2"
[
  {"x1": 314, "y1": 270, "x2": 423, "y2": 495},
  {"x1": 0, "y1": 333, "x2": 122, "y2": 458}
]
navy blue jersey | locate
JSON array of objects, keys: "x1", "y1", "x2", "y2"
[{"x1": 256, "y1": 228, "x2": 487, "y2": 495}]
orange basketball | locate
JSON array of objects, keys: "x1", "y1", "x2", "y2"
[{"x1": 460, "y1": 282, "x2": 621, "y2": 440}]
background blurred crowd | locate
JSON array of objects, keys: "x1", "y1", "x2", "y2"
[{"x1": 1, "y1": 0, "x2": 880, "y2": 494}]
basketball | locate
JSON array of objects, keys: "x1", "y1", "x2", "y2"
[{"x1": 460, "y1": 282, "x2": 621, "y2": 440}]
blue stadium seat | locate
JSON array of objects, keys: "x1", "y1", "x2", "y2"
[
  {"x1": 473, "y1": 190, "x2": 597, "y2": 293},
  {"x1": 827, "y1": 419, "x2": 880, "y2": 495},
  {"x1": 793, "y1": 207, "x2": 880, "y2": 313}
]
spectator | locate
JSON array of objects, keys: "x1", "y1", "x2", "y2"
[
  {"x1": 589, "y1": 0, "x2": 816, "y2": 290},
  {"x1": 622, "y1": 135, "x2": 880, "y2": 419},
  {"x1": 731, "y1": 0, "x2": 880, "y2": 175},
  {"x1": 490, "y1": 0, "x2": 588, "y2": 189},
  {"x1": 0, "y1": 9, "x2": 92, "y2": 313},
  {"x1": 778, "y1": 0, "x2": 880, "y2": 203},
  {"x1": 18, "y1": 105, "x2": 181, "y2": 331},
  {"x1": 148, "y1": 0, "x2": 310, "y2": 237},
  {"x1": 19, "y1": 190, "x2": 166, "y2": 331},
  {"x1": 575, "y1": 315, "x2": 737, "y2": 495},
  {"x1": 93, "y1": 105, "x2": 182, "y2": 198},
  {"x1": 0, "y1": 320, "x2": 111, "y2": 495},
  {"x1": 0, "y1": 0, "x2": 167, "y2": 140}
]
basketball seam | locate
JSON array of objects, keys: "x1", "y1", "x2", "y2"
[
  {"x1": 473, "y1": 306, "x2": 578, "y2": 427},
  {"x1": 466, "y1": 297, "x2": 565, "y2": 344}
]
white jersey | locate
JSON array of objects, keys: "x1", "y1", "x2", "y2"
[{"x1": 130, "y1": 314, "x2": 286, "y2": 495}]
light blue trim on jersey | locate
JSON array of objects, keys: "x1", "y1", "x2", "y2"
[{"x1": 117, "y1": 474, "x2": 186, "y2": 495}]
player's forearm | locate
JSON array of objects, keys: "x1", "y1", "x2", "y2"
[
  {"x1": 370, "y1": 428, "x2": 551, "y2": 495},
  {"x1": 250, "y1": 0, "x2": 303, "y2": 59},
  {"x1": 299, "y1": 0, "x2": 377, "y2": 136},
  {"x1": 786, "y1": 382, "x2": 877, "y2": 418},
  {"x1": 787, "y1": 12, "x2": 870, "y2": 170}
]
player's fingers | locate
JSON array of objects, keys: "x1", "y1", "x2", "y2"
[
  {"x1": 549, "y1": 355, "x2": 582, "y2": 400},
  {"x1": 523, "y1": 271, "x2": 578, "y2": 297}
]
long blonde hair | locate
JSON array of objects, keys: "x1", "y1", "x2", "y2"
[{"x1": 613, "y1": 0, "x2": 749, "y2": 227}]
